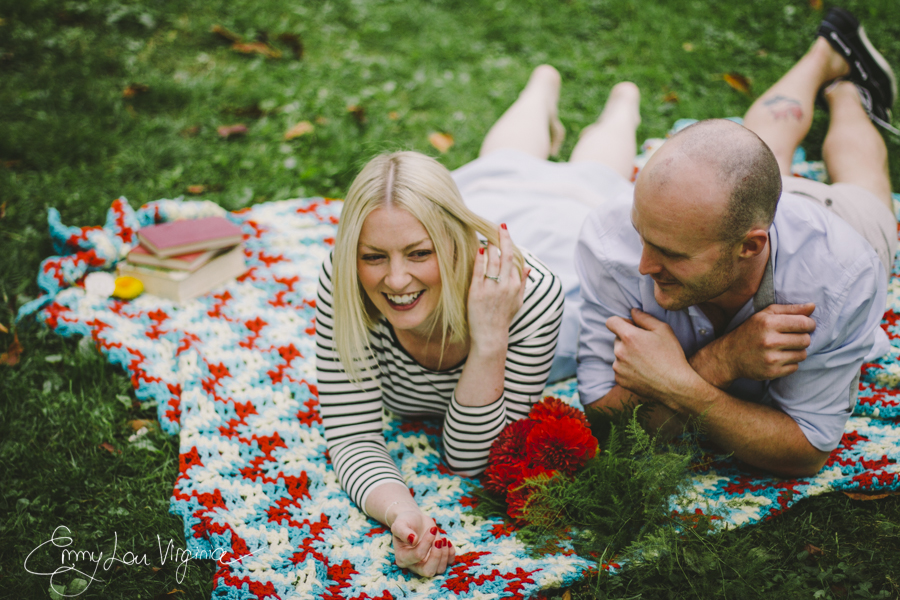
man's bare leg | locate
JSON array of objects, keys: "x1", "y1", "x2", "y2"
[
  {"x1": 743, "y1": 37, "x2": 850, "y2": 175},
  {"x1": 479, "y1": 65, "x2": 564, "y2": 159},
  {"x1": 822, "y1": 80, "x2": 894, "y2": 210},
  {"x1": 569, "y1": 82, "x2": 641, "y2": 180}
]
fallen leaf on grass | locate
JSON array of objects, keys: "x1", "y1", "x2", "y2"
[
  {"x1": 315, "y1": 116, "x2": 329, "y2": 125},
  {"x1": 99, "y1": 442, "x2": 121, "y2": 455},
  {"x1": 180, "y1": 125, "x2": 200, "y2": 138},
  {"x1": 347, "y1": 104, "x2": 367, "y2": 124},
  {"x1": 186, "y1": 185, "x2": 206, "y2": 195},
  {"x1": 682, "y1": 42, "x2": 694, "y2": 52},
  {"x1": 123, "y1": 83, "x2": 149, "y2": 98},
  {"x1": 562, "y1": 591, "x2": 572, "y2": 600},
  {"x1": 231, "y1": 42, "x2": 282, "y2": 59},
  {"x1": 129, "y1": 419, "x2": 155, "y2": 431},
  {"x1": 429, "y1": 132, "x2": 454, "y2": 153},
  {"x1": 284, "y1": 121, "x2": 314, "y2": 140},
  {"x1": 211, "y1": 24, "x2": 241, "y2": 43},
  {"x1": 1, "y1": 200, "x2": 6, "y2": 218},
  {"x1": 388, "y1": 111, "x2": 400, "y2": 120},
  {"x1": 277, "y1": 33, "x2": 304, "y2": 59},
  {"x1": 843, "y1": 491, "x2": 896, "y2": 501},
  {"x1": 217, "y1": 124, "x2": 248, "y2": 139},
  {"x1": 0, "y1": 333, "x2": 22, "y2": 366},
  {"x1": 804, "y1": 543, "x2": 824, "y2": 556},
  {"x1": 723, "y1": 72, "x2": 751, "y2": 95},
  {"x1": 662, "y1": 91, "x2": 679, "y2": 103},
  {"x1": 153, "y1": 590, "x2": 184, "y2": 600},
  {"x1": 809, "y1": 0, "x2": 823, "y2": 9},
  {"x1": 0, "y1": 322, "x2": 7, "y2": 333}
]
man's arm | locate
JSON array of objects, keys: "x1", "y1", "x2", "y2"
[{"x1": 592, "y1": 307, "x2": 828, "y2": 478}]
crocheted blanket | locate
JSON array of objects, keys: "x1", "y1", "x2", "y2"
[{"x1": 19, "y1": 165, "x2": 900, "y2": 599}]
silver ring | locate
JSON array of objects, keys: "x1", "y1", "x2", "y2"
[{"x1": 484, "y1": 274, "x2": 500, "y2": 283}]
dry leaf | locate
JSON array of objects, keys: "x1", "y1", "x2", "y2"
[
  {"x1": 843, "y1": 491, "x2": 895, "y2": 501},
  {"x1": 809, "y1": 0, "x2": 823, "y2": 9},
  {"x1": 562, "y1": 591, "x2": 572, "y2": 600},
  {"x1": 388, "y1": 111, "x2": 400, "y2": 120},
  {"x1": 662, "y1": 91, "x2": 679, "y2": 103},
  {"x1": 804, "y1": 543, "x2": 824, "y2": 556},
  {"x1": 99, "y1": 442, "x2": 121, "y2": 455},
  {"x1": 1, "y1": 200, "x2": 6, "y2": 218},
  {"x1": 723, "y1": 72, "x2": 751, "y2": 95},
  {"x1": 0, "y1": 332, "x2": 22, "y2": 365},
  {"x1": 186, "y1": 185, "x2": 206, "y2": 195},
  {"x1": 153, "y1": 589, "x2": 184, "y2": 600},
  {"x1": 217, "y1": 124, "x2": 248, "y2": 139},
  {"x1": 129, "y1": 419, "x2": 155, "y2": 431},
  {"x1": 347, "y1": 104, "x2": 367, "y2": 124},
  {"x1": 315, "y1": 116, "x2": 329, "y2": 125},
  {"x1": 180, "y1": 125, "x2": 200, "y2": 138},
  {"x1": 682, "y1": 42, "x2": 694, "y2": 52},
  {"x1": 211, "y1": 25, "x2": 241, "y2": 43},
  {"x1": 284, "y1": 121, "x2": 315, "y2": 140},
  {"x1": 428, "y1": 132, "x2": 454, "y2": 153},
  {"x1": 756, "y1": 49, "x2": 769, "y2": 57},
  {"x1": 231, "y1": 42, "x2": 282, "y2": 59},
  {"x1": 123, "y1": 83, "x2": 149, "y2": 99},
  {"x1": 277, "y1": 33, "x2": 304, "y2": 59},
  {"x1": 0, "y1": 323, "x2": 7, "y2": 333}
]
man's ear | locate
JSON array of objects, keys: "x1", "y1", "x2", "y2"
[{"x1": 738, "y1": 228, "x2": 769, "y2": 258}]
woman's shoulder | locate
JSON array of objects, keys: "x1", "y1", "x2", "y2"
[{"x1": 520, "y1": 248, "x2": 563, "y2": 296}]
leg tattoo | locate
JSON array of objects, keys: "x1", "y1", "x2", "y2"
[{"x1": 762, "y1": 95, "x2": 804, "y2": 121}]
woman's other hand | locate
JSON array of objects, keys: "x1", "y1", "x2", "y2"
[
  {"x1": 390, "y1": 508, "x2": 456, "y2": 577},
  {"x1": 467, "y1": 224, "x2": 529, "y2": 354}
]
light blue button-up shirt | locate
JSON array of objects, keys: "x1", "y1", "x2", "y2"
[{"x1": 575, "y1": 189, "x2": 890, "y2": 452}]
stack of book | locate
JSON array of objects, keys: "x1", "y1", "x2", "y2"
[{"x1": 117, "y1": 216, "x2": 247, "y2": 302}]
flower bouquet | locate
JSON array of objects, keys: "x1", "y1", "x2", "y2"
[{"x1": 478, "y1": 399, "x2": 700, "y2": 567}]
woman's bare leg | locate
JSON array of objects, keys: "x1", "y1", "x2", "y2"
[
  {"x1": 570, "y1": 82, "x2": 641, "y2": 180},
  {"x1": 479, "y1": 65, "x2": 565, "y2": 159}
]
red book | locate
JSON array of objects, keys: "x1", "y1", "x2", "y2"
[
  {"x1": 126, "y1": 244, "x2": 219, "y2": 271},
  {"x1": 137, "y1": 216, "x2": 243, "y2": 258}
]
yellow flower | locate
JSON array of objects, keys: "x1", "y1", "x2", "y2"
[{"x1": 113, "y1": 276, "x2": 144, "y2": 299}]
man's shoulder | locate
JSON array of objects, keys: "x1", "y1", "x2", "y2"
[{"x1": 578, "y1": 194, "x2": 642, "y2": 268}]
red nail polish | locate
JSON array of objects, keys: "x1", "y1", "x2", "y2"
[
  {"x1": 430, "y1": 527, "x2": 438, "y2": 535},
  {"x1": 501, "y1": 223, "x2": 507, "y2": 230},
  {"x1": 434, "y1": 540, "x2": 440, "y2": 548},
  {"x1": 479, "y1": 247, "x2": 484, "y2": 255},
  {"x1": 407, "y1": 533, "x2": 415, "y2": 544},
  {"x1": 448, "y1": 541, "x2": 452, "y2": 546}
]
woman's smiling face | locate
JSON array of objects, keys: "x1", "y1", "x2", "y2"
[{"x1": 356, "y1": 205, "x2": 443, "y2": 336}]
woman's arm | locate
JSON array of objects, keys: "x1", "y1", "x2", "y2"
[
  {"x1": 314, "y1": 255, "x2": 454, "y2": 575},
  {"x1": 445, "y1": 228, "x2": 564, "y2": 474}
]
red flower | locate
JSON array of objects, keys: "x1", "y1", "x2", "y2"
[
  {"x1": 529, "y1": 396, "x2": 589, "y2": 427},
  {"x1": 483, "y1": 459, "x2": 527, "y2": 495},
  {"x1": 526, "y1": 416, "x2": 599, "y2": 477},
  {"x1": 488, "y1": 418, "x2": 535, "y2": 464}
]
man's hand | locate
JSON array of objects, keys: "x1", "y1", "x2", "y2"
[
  {"x1": 692, "y1": 303, "x2": 816, "y2": 388},
  {"x1": 606, "y1": 308, "x2": 697, "y2": 407}
]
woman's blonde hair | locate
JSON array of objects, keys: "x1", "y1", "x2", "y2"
[{"x1": 332, "y1": 150, "x2": 524, "y2": 383}]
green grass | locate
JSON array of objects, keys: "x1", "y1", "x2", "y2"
[{"x1": 2, "y1": 0, "x2": 900, "y2": 598}]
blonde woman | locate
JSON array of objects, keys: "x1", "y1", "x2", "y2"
[{"x1": 315, "y1": 66, "x2": 642, "y2": 577}]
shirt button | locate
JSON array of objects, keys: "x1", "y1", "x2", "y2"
[{"x1": 699, "y1": 328, "x2": 708, "y2": 335}]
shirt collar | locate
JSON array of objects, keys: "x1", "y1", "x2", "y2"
[{"x1": 752, "y1": 224, "x2": 778, "y2": 312}]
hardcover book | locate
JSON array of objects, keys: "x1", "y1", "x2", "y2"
[
  {"x1": 136, "y1": 216, "x2": 244, "y2": 258},
  {"x1": 126, "y1": 245, "x2": 218, "y2": 271},
  {"x1": 116, "y1": 244, "x2": 247, "y2": 302}
]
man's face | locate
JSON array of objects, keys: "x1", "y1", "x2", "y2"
[{"x1": 632, "y1": 163, "x2": 739, "y2": 312}]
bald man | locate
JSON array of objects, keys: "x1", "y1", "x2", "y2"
[{"x1": 575, "y1": 7, "x2": 897, "y2": 477}]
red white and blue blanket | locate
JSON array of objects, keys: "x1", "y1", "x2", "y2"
[{"x1": 19, "y1": 168, "x2": 900, "y2": 598}]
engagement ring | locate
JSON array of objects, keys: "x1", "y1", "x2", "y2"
[{"x1": 484, "y1": 274, "x2": 501, "y2": 282}]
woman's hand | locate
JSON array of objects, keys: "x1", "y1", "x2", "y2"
[
  {"x1": 466, "y1": 224, "x2": 530, "y2": 354},
  {"x1": 390, "y1": 508, "x2": 456, "y2": 577}
]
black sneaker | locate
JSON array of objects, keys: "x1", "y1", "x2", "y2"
[{"x1": 817, "y1": 7, "x2": 897, "y2": 129}]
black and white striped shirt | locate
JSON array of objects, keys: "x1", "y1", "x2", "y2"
[{"x1": 315, "y1": 249, "x2": 564, "y2": 513}]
